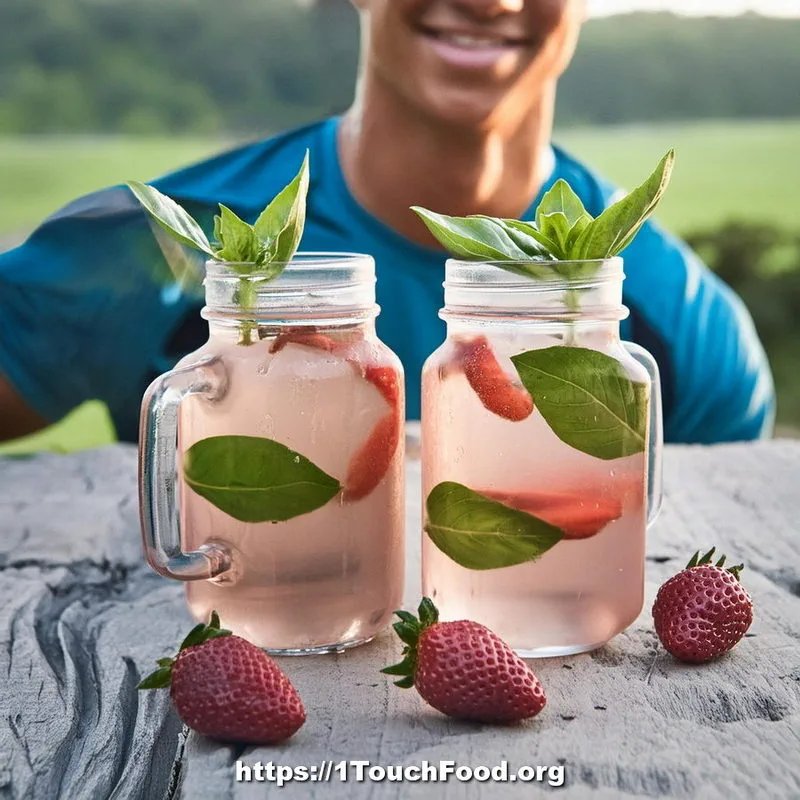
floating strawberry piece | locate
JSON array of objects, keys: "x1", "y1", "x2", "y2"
[
  {"x1": 363, "y1": 365, "x2": 400, "y2": 407},
  {"x1": 343, "y1": 354, "x2": 402, "y2": 501},
  {"x1": 482, "y1": 488, "x2": 623, "y2": 539},
  {"x1": 343, "y1": 409, "x2": 401, "y2": 501},
  {"x1": 138, "y1": 612, "x2": 306, "y2": 744},
  {"x1": 269, "y1": 329, "x2": 344, "y2": 354},
  {"x1": 383, "y1": 598, "x2": 546, "y2": 724},
  {"x1": 652, "y1": 548, "x2": 753, "y2": 664},
  {"x1": 456, "y1": 336, "x2": 533, "y2": 422},
  {"x1": 269, "y1": 325, "x2": 402, "y2": 502}
]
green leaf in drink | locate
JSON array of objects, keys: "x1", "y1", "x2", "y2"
[
  {"x1": 511, "y1": 346, "x2": 648, "y2": 460},
  {"x1": 183, "y1": 435, "x2": 341, "y2": 523},
  {"x1": 126, "y1": 150, "x2": 310, "y2": 274},
  {"x1": 574, "y1": 149, "x2": 675, "y2": 260},
  {"x1": 536, "y1": 179, "x2": 590, "y2": 231},
  {"x1": 425, "y1": 481, "x2": 563, "y2": 570},
  {"x1": 215, "y1": 204, "x2": 264, "y2": 266},
  {"x1": 128, "y1": 152, "x2": 311, "y2": 344},
  {"x1": 409, "y1": 148, "x2": 674, "y2": 269},
  {"x1": 255, "y1": 150, "x2": 310, "y2": 263},
  {"x1": 127, "y1": 180, "x2": 215, "y2": 257},
  {"x1": 489, "y1": 218, "x2": 554, "y2": 258},
  {"x1": 411, "y1": 207, "x2": 547, "y2": 261}
]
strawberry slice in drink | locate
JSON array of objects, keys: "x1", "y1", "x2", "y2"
[
  {"x1": 269, "y1": 326, "x2": 401, "y2": 501},
  {"x1": 342, "y1": 357, "x2": 402, "y2": 501},
  {"x1": 481, "y1": 488, "x2": 623, "y2": 540},
  {"x1": 269, "y1": 327, "x2": 363, "y2": 354},
  {"x1": 343, "y1": 408, "x2": 402, "y2": 502},
  {"x1": 455, "y1": 336, "x2": 533, "y2": 422},
  {"x1": 363, "y1": 365, "x2": 400, "y2": 407}
]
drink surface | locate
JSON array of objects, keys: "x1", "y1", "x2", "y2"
[
  {"x1": 422, "y1": 326, "x2": 648, "y2": 657},
  {"x1": 178, "y1": 328, "x2": 405, "y2": 652}
]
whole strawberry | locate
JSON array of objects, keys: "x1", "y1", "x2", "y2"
[
  {"x1": 138, "y1": 612, "x2": 305, "y2": 744},
  {"x1": 382, "y1": 598, "x2": 546, "y2": 724},
  {"x1": 652, "y1": 548, "x2": 753, "y2": 664}
]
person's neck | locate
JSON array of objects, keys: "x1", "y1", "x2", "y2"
[{"x1": 338, "y1": 79, "x2": 556, "y2": 248}]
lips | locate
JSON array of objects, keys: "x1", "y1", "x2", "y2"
[
  {"x1": 425, "y1": 30, "x2": 527, "y2": 48},
  {"x1": 416, "y1": 25, "x2": 530, "y2": 69}
]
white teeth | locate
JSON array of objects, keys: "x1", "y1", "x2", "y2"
[{"x1": 442, "y1": 33, "x2": 504, "y2": 48}]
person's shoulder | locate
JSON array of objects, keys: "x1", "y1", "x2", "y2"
[{"x1": 151, "y1": 118, "x2": 335, "y2": 213}]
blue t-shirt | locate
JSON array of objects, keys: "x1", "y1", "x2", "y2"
[{"x1": 0, "y1": 117, "x2": 775, "y2": 443}]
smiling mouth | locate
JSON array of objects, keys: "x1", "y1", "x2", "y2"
[{"x1": 417, "y1": 26, "x2": 531, "y2": 50}]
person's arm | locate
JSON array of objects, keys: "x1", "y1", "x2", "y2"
[
  {"x1": 665, "y1": 263, "x2": 775, "y2": 443},
  {"x1": 622, "y1": 221, "x2": 775, "y2": 444},
  {"x1": 0, "y1": 186, "x2": 203, "y2": 444},
  {"x1": 0, "y1": 374, "x2": 49, "y2": 441}
]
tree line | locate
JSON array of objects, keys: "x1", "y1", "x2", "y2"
[
  {"x1": 0, "y1": 1, "x2": 798, "y2": 135},
  {"x1": 685, "y1": 223, "x2": 800, "y2": 429}
]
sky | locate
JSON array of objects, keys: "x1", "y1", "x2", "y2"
[{"x1": 588, "y1": 0, "x2": 800, "y2": 15}]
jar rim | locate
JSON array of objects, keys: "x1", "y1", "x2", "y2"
[
  {"x1": 442, "y1": 256, "x2": 626, "y2": 321},
  {"x1": 444, "y1": 256, "x2": 623, "y2": 285},
  {"x1": 204, "y1": 251, "x2": 374, "y2": 275}
]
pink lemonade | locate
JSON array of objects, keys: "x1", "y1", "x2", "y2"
[
  {"x1": 422, "y1": 327, "x2": 650, "y2": 657},
  {"x1": 176, "y1": 325, "x2": 405, "y2": 653}
]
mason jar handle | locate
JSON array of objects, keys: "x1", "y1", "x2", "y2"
[
  {"x1": 139, "y1": 356, "x2": 233, "y2": 580},
  {"x1": 623, "y1": 341, "x2": 664, "y2": 526}
]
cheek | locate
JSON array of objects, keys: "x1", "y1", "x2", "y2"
[
  {"x1": 526, "y1": 1, "x2": 582, "y2": 73},
  {"x1": 527, "y1": 0, "x2": 575, "y2": 41}
]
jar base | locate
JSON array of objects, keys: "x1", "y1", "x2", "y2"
[
  {"x1": 263, "y1": 634, "x2": 376, "y2": 657},
  {"x1": 514, "y1": 639, "x2": 608, "y2": 659}
]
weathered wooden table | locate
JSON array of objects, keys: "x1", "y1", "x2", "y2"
[{"x1": 2, "y1": 436, "x2": 799, "y2": 799}]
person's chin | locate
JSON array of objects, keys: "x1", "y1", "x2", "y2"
[{"x1": 417, "y1": 86, "x2": 508, "y2": 130}]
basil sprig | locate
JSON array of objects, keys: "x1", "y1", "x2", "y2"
[
  {"x1": 129, "y1": 150, "x2": 309, "y2": 270},
  {"x1": 412, "y1": 149, "x2": 674, "y2": 273},
  {"x1": 128, "y1": 152, "x2": 310, "y2": 343}
]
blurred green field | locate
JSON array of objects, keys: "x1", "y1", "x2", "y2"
[
  {"x1": 556, "y1": 119, "x2": 800, "y2": 232},
  {"x1": 0, "y1": 136, "x2": 227, "y2": 241},
  {"x1": 0, "y1": 118, "x2": 798, "y2": 454},
  {"x1": 2, "y1": 119, "x2": 798, "y2": 242}
]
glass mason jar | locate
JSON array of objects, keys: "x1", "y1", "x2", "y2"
[
  {"x1": 421, "y1": 258, "x2": 662, "y2": 657},
  {"x1": 139, "y1": 254, "x2": 405, "y2": 654}
]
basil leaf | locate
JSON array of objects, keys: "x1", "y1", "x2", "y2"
[
  {"x1": 574, "y1": 149, "x2": 675, "y2": 259},
  {"x1": 472, "y1": 217, "x2": 553, "y2": 258},
  {"x1": 254, "y1": 150, "x2": 310, "y2": 263},
  {"x1": 425, "y1": 481, "x2": 563, "y2": 570},
  {"x1": 532, "y1": 181, "x2": 597, "y2": 261},
  {"x1": 566, "y1": 213, "x2": 592, "y2": 250},
  {"x1": 212, "y1": 213, "x2": 223, "y2": 247},
  {"x1": 183, "y1": 435, "x2": 341, "y2": 523},
  {"x1": 536, "y1": 179, "x2": 591, "y2": 230},
  {"x1": 537, "y1": 210, "x2": 573, "y2": 257},
  {"x1": 511, "y1": 347, "x2": 648, "y2": 460},
  {"x1": 412, "y1": 207, "x2": 530, "y2": 261},
  {"x1": 215, "y1": 204, "x2": 262, "y2": 265},
  {"x1": 456, "y1": 219, "x2": 554, "y2": 278},
  {"x1": 127, "y1": 180, "x2": 214, "y2": 257},
  {"x1": 500, "y1": 218, "x2": 563, "y2": 263}
]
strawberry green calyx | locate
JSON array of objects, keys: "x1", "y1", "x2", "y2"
[
  {"x1": 685, "y1": 547, "x2": 744, "y2": 580},
  {"x1": 137, "y1": 610, "x2": 232, "y2": 690},
  {"x1": 381, "y1": 597, "x2": 439, "y2": 689}
]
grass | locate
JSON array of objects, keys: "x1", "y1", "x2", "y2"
[
  {"x1": 0, "y1": 136, "x2": 227, "y2": 242},
  {"x1": 0, "y1": 118, "x2": 797, "y2": 454}
]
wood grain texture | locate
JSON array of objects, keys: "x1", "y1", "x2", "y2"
[{"x1": 0, "y1": 441, "x2": 798, "y2": 800}]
